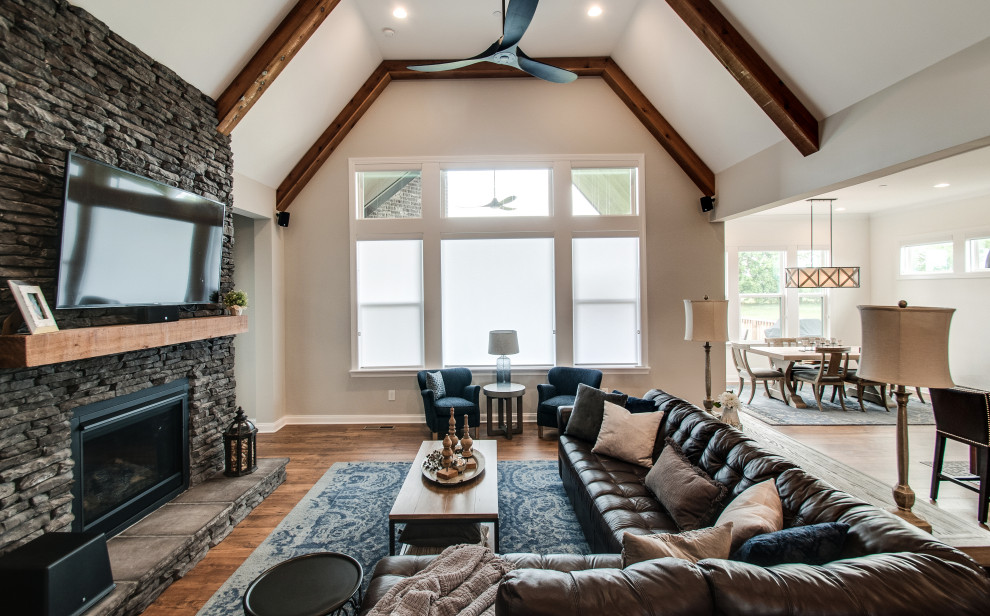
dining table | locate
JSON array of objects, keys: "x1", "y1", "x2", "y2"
[{"x1": 744, "y1": 346, "x2": 860, "y2": 409}]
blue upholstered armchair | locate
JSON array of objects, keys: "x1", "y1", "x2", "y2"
[
  {"x1": 536, "y1": 367, "x2": 603, "y2": 437},
  {"x1": 417, "y1": 368, "x2": 481, "y2": 439}
]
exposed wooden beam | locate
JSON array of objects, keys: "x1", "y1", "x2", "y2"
[
  {"x1": 276, "y1": 57, "x2": 716, "y2": 211},
  {"x1": 216, "y1": 0, "x2": 341, "y2": 135},
  {"x1": 665, "y1": 0, "x2": 819, "y2": 156},
  {"x1": 276, "y1": 64, "x2": 392, "y2": 211}
]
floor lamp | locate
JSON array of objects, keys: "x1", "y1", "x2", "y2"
[
  {"x1": 684, "y1": 297, "x2": 729, "y2": 412},
  {"x1": 857, "y1": 301, "x2": 955, "y2": 533}
]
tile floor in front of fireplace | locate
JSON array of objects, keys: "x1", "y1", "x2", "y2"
[{"x1": 89, "y1": 458, "x2": 287, "y2": 616}]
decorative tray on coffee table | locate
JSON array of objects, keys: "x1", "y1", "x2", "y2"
[{"x1": 421, "y1": 449, "x2": 486, "y2": 486}]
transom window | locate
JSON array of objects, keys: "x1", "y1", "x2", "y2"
[
  {"x1": 349, "y1": 155, "x2": 646, "y2": 372},
  {"x1": 901, "y1": 241, "x2": 953, "y2": 275}
]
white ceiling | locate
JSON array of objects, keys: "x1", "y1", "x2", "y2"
[
  {"x1": 755, "y1": 145, "x2": 990, "y2": 217},
  {"x1": 67, "y1": 0, "x2": 990, "y2": 195}
]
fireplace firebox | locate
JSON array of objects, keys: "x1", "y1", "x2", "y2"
[{"x1": 70, "y1": 380, "x2": 190, "y2": 538}]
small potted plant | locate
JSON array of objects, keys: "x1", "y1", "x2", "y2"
[{"x1": 222, "y1": 290, "x2": 248, "y2": 316}]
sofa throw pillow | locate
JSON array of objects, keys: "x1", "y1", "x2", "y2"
[
  {"x1": 731, "y1": 522, "x2": 849, "y2": 567},
  {"x1": 425, "y1": 371, "x2": 446, "y2": 399},
  {"x1": 714, "y1": 479, "x2": 784, "y2": 552},
  {"x1": 612, "y1": 390, "x2": 659, "y2": 414},
  {"x1": 622, "y1": 523, "x2": 734, "y2": 567},
  {"x1": 592, "y1": 401, "x2": 664, "y2": 467},
  {"x1": 644, "y1": 439, "x2": 727, "y2": 531},
  {"x1": 563, "y1": 383, "x2": 628, "y2": 442}
]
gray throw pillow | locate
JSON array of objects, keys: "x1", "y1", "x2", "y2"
[
  {"x1": 644, "y1": 438, "x2": 728, "y2": 531},
  {"x1": 425, "y1": 371, "x2": 446, "y2": 399},
  {"x1": 563, "y1": 383, "x2": 627, "y2": 442}
]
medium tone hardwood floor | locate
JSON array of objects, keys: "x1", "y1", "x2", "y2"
[{"x1": 142, "y1": 418, "x2": 984, "y2": 615}]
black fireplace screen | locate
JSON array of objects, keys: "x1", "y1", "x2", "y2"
[{"x1": 71, "y1": 380, "x2": 190, "y2": 537}]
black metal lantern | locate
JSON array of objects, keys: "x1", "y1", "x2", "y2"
[{"x1": 223, "y1": 406, "x2": 257, "y2": 476}]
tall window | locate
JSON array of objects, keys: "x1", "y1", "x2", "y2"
[
  {"x1": 350, "y1": 156, "x2": 646, "y2": 372},
  {"x1": 572, "y1": 237, "x2": 640, "y2": 364},
  {"x1": 738, "y1": 251, "x2": 783, "y2": 340},
  {"x1": 901, "y1": 241, "x2": 953, "y2": 274},
  {"x1": 355, "y1": 240, "x2": 423, "y2": 368},
  {"x1": 441, "y1": 239, "x2": 555, "y2": 366},
  {"x1": 796, "y1": 250, "x2": 827, "y2": 337}
]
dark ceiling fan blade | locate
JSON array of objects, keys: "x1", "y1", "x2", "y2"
[
  {"x1": 516, "y1": 49, "x2": 577, "y2": 83},
  {"x1": 407, "y1": 41, "x2": 501, "y2": 73},
  {"x1": 501, "y1": 0, "x2": 539, "y2": 49}
]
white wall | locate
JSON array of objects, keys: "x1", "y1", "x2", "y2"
[
  {"x1": 715, "y1": 37, "x2": 990, "y2": 220},
  {"x1": 869, "y1": 196, "x2": 990, "y2": 389},
  {"x1": 278, "y1": 78, "x2": 726, "y2": 424},
  {"x1": 232, "y1": 173, "x2": 287, "y2": 429}
]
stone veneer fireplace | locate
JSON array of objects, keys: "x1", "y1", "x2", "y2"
[{"x1": 0, "y1": 0, "x2": 240, "y2": 557}]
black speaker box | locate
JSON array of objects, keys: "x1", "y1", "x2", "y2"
[
  {"x1": 137, "y1": 305, "x2": 181, "y2": 323},
  {"x1": 700, "y1": 196, "x2": 715, "y2": 212},
  {"x1": 0, "y1": 532, "x2": 115, "y2": 616},
  {"x1": 276, "y1": 211, "x2": 290, "y2": 227}
]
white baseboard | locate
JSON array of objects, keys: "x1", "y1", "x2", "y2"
[{"x1": 256, "y1": 412, "x2": 539, "y2": 432}]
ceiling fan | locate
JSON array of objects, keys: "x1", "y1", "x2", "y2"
[{"x1": 407, "y1": 0, "x2": 578, "y2": 84}]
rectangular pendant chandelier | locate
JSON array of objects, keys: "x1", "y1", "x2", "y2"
[
  {"x1": 785, "y1": 265, "x2": 861, "y2": 288},
  {"x1": 784, "y1": 198, "x2": 861, "y2": 289}
]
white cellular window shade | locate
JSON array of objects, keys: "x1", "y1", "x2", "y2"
[
  {"x1": 572, "y1": 237, "x2": 641, "y2": 365},
  {"x1": 441, "y1": 238, "x2": 555, "y2": 366},
  {"x1": 442, "y1": 169, "x2": 551, "y2": 217},
  {"x1": 356, "y1": 240, "x2": 423, "y2": 368}
]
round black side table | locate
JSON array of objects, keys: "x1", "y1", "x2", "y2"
[{"x1": 243, "y1": 552, "x2": 363, "y2": 616}]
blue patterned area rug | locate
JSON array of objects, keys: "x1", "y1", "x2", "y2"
[
  {"x1": 737, "y1": 386, "x2": 935, "y2": 426},
  {"x1": 197, "y1": 460, "x2": 587, "y2": 615}
]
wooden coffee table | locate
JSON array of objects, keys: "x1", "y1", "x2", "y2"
[{"x1": 388, "y1": 439, "x2": 499, "y2": 555}]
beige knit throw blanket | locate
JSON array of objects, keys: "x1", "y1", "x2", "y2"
[{"x1": 365, "y1": 544, "x2": 515, "y2": 616}]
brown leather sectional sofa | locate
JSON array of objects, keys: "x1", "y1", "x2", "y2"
[{"x1": 361, "y1": 390, "x2": 990, "y2": 615}]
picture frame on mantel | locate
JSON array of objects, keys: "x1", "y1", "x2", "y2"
[{"x1": 6, "y1": 280, "x2": 59, "y2": 334}]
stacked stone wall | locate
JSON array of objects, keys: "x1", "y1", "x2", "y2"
[{"x1": 0, "y1": 0, "x2": 237, "y2": 554}]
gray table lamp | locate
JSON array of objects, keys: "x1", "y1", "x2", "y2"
[
  {"x1": 488, "y1": 330, "x2": 519, "y2": 385},
  {"x1": 684, "y1": 296, "x2": 729, "y2": 412},
  {"x1": 858, "y1": 301, "x2": 955, "y2": 532}
]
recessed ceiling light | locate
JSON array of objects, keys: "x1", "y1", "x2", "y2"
[
  {"x1": 393, "y1": 7, "x2": 407, "y2": 19},
  {"x1": 588, "y1": 6, "x2": 603, "y2": 17},
  {"x1": 835, "y1": 207, "x2": 846, "y2": 212},
  {"x1": 934, "y1": 182, "x2": 950, "y2": 188}
]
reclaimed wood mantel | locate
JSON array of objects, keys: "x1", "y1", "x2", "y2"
[{"x1": 0, "y1": 315, "x2": 248, "y2": 369}]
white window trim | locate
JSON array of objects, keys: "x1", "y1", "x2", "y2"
[{"x1": 349, "y1": 154, "x2": 647, "y2": 374}]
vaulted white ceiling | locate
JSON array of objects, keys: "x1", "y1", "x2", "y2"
[{"x1": 69, "y1": 0, "x2": 990, "y2": 195}]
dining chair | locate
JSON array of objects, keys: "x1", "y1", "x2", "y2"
[
  {"x1": 929, "y1": 387, "x2": 990, "y2": 524},
  {"x1": 842, "y1": 356, "x2": 889, "y2": 412},
  {"x1": 791, "y1": 351, "x2": 848, "y2": 412},
  {"x1": 730, "y1": 343, "x2": 784, "y2": 404}
]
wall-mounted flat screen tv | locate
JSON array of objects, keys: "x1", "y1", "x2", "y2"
[{"x1": 56, "y1": 152, "x2": 225, "y2": 309}]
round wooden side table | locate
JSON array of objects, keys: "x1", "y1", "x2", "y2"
[
  {"x1": 483, "y1": 382, "x2": 525, "y2": 440},
  {"x1": 242, "y1": 552, "x2": 362, "y2": 616}
]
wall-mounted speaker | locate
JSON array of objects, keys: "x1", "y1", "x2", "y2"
[
  {"x1": 700, "y1": 196, "x2": 716, "y2": 212},
  {"x1": 276, "y1": 211, "x2": 290, "y2": 227}
]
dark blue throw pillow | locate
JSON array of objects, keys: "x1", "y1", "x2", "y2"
[
  {"x1": 730, "y1": 522, "x2": 850, "y2": 566},
  {"x1": 612, "y1": 390, "x2": 658, "y2": 414}
]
